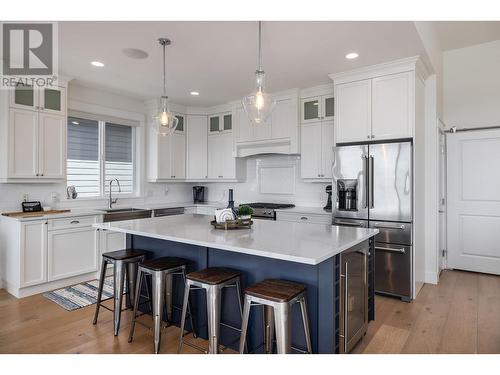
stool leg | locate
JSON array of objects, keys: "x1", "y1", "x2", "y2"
[
  {"x1": 239, "y1": 296, "x2": 251, "y2": 354},
  {"x1": 128, "y1": 269, "x2": 144, "y2": 343},
  {"x1": 299, "y1": 296, "x2": 313, "y2": 354},
  {"x1": 151, "y1": 271, "x2": 165, "y2": 354},
  {"x1": 92, "y1": 258, "x2": 108, "y2": 325},
  {"x1": 234, "y1": 278, "x2": 248, "y2": 353},
  {"x1": 206, "y1": 285, "x2": 221, "y2": 354},
  {"x1": 165, "y1": 272, "x2": 173, "y2": 324},
  {"x1": 126, "y1": 260, "x2": 140, "y2": 309},
  {"x1": 178, "y1": 282, "x2": 191, "y2": 353},
  {"x1": 181, "y1": 270, "x2": 197, "y2": 338},
  {"x1": 274, "y1": 303, "x2": 292, "y2": 354},
  {"x1": 264, "y1": 305, "x2": 275, "y2": 354},
  {"x1": 113, "y1": 260, "x2": 126, "y2": 336}
]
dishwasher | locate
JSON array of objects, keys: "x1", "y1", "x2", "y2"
[{"x1": 153, "y1": 207, "x2": 185, "y2": 217}]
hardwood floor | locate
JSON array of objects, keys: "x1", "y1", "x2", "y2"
[{"x1": 0, "y1": 270, "x2": 498, "y2": 354}]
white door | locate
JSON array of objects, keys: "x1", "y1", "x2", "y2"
[
  {"x1": 272, "y1": 97, "x2": 297, "y2": 139},
  {"x1": 300, "y1": 122, "x2": 322, "y2": 178},
  {"x1": 371, "y1": 72, "x2": 413, "y2": 140},
  {"x1": 321, "y1": 120, "x2": 334, "y2": 179},
  {"x1": 40, "y1": 86, "x2": 66, "y2": 115},
  {"x1": 301, "y1": 96, "x2": 321, "y2": 124},
  {"x1": 156, "y1": 133, "x2": 172, "y2": 179},
  {"x1": 220, "y1": 133, "x2": 235, "y2": 179},
  {"x1": 447, "y1": 129, "x2": 500, "y2": 274},
  {"x1": 207, "y1": 134, "x2": 222, "y2": 179},
  {"x1": 186, "y1": 115, "x2": 208, "y2": 179},
  {"x1": 235, "y1": 106, "x2": 253, "y2": 142},
  {"x1": 48, "y1": 227, "x2": 98, "y2": 281},
  {"x1": 171, "y1": 133, "x2": 186, "y2": 179},
  {"x1": 8, "y1": 108, "x2": 39, "y2": 178},
  {"x1": 20, "y1": 220, "x2": 47, "y2": 287},
  {"x1": 335, "y1": 79, "x2": 372, "y2": 143},
  {"x1": 39, "y1": 113, "x2": 66, "y2": 179}
]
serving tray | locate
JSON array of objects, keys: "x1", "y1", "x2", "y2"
[{"x1": 210, "y1": 218, "x2": 253, "y2": 230}]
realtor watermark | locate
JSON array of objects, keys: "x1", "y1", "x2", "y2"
[{"x1": 0, "y1": 22, "x2": 59, "y2": 89}]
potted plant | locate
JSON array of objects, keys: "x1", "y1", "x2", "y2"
[{"x1": 237, "y1": 205, "x2": 253, "y2": 220}]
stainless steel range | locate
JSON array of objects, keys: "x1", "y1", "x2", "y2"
[{"x1": 242, "y1": 203, "x2": 295, "y2": 220}]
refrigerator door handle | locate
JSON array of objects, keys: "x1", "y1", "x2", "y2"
[
  {"x1": 369, "y1": 156, "x2": 374, "y2": 209},
  {"x1": 363, "y1": 155, "x2": 369, "y2": 209}
]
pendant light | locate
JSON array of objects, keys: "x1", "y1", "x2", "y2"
[
  {"x1": 153, "y1": 38, "x2": 178, "y2": 136},
  {"x1": 242, "y1": 21, "x2": 276, "y2": 125}
]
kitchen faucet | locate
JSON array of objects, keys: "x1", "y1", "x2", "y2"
[{"x1": 108, "y1": 178, "x2": 121, "y2": 209}]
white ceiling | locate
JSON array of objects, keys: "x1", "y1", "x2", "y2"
[
  {"x1": 434, "y1": 21, "x2": 500, "y2": 51},
  {"x1": 59, "y1": 21, "x2": 428, "y2": 106}
]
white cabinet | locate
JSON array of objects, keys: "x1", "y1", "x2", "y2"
[
  {"x1": 1, "y1": 82, "x2": 67, "y2": 182},
  {"x1": 335, "y1": 79, "x2": 372, "y2": 143},
  {"x1": 48, "y1": 226, "x2": 98, "y2": 281},
  {"x1": 209, "y1": 112, "x2": 232, "y2": 134},
  {"x1": 276, "y1": 211, "x2": 331, "y2": 225},
  {"x1": 334, "y1": 71, "x2": 414, "y2": 143},
  {"x1": 371, "y1": 72, "x2": 413, "y2": 140},
  {"x1": 233, "y1": 91, "x2": 300, "y2": 157},
  {"x1": 301, "y1": 95, "x2": 334, "y2": 124},
  {"x1": 148, "y1": 127, "x2": 186, "y2": 181},
  {"x1": 99, "y1": 229, "x2": 126, "y2": 256},
  {"x1": 20, "y1": 220, "x2": 48, "y2": 287},
  {"x1": 186, "y1": 115, "x2": 208, "y2": 180},
  {"x1": 207, "y1": 132, "x2": 236, "y2": 179},
  {"x1": 300, "y1": 120, "x2": 334, "y2": 179}
]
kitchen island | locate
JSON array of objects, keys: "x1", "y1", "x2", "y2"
[{"x1": 94, "y1": 214, "x2": 378, "y2": 353}]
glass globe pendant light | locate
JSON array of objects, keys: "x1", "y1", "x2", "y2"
[
  {"x1": 153, "y1": 38, "x2": 178, "y2": 136},
  {"x1": 242, "y1": 21, "x2": 276, "y2": 125}
]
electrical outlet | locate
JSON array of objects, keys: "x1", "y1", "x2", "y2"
[
  {"x1": 51, "y1": 192, "x2": 58, "y2": 203},
  {"x1": 22, "y1": 193, "x2": 29, "y2": 202}
]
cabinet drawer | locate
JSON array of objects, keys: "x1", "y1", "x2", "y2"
[
  {"x1": 48, "y1": 215, "x2": 99, "y2": 230},
  {"x1": 276, "y1": 212, "x2": 331, "y2": 224}
]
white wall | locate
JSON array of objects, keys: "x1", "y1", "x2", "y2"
[
  {"x1": 202, "y1": 155, "x2": 330, "y2": 207},
  {"x1": 444, "y1": 39, "x2": 500, "y2": 128}
]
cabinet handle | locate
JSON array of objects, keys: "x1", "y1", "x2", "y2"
[
  {"x1": 300, "y1": 216, "x2": 308, "y2": 220},
  {"x1": 171, "y1": 175, "x2": 175, "y2": 178},
  {"x1": 36, "y1": 173, "x2": 39, "y2": 176},
  {"x1": 40, "y1": 173, "x2": 44, "y2": 176},
  {"x1": 367, "y1": 135, "x2": 371, "y2": 139},
  {"x1": 371, "y1": 135, "x2": 375, "y2": 139},
  {"x1": 70, "y1": 220, "x2": 80, "y2": 224}
]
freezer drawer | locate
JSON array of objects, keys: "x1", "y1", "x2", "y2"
[
  {"x1": 333, "y1": 217, "x2": 368, "y2": 228},
  {"x1": 370, "y1": 221, "x2": 412, "y2": 245},
  {"x1": 374, "y1": 242, "x2": 412, "y2": 300}
]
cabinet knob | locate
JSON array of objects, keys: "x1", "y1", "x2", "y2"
[
  {"x1": 371, "y1": 135, "x2": 375, "y2": 139},
  {"x1": 40, "y1": 173, "x2": 44, "y2": 176},
  {"x1": 367, "y1": 135, "x2": 370, "y2": 139},
  {"x1": 300, "y1": 217, "x2": 308, "y2": 220}
]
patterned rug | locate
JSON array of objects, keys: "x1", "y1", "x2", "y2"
[{"x1": 43, "y1": 276, "x2": 122, "y2": 311}]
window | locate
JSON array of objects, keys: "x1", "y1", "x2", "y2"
[{"x1": 67, "y1": 115, "x2": 135, "y2": 198}]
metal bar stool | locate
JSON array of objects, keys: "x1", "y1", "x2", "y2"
[
  {"x1": 92, "y1": 249, "x2": 151, "y2": 336},
  {"x1": 178, "y1": 267, "x2": 245, "y2": 354},
  {"x1": 128, "y1": 257, "x2": 197, "y2": 354},
  {"x1": 239, "y1": 279, "x2": 312, "y2": 354}
]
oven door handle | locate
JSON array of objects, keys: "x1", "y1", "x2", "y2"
[
  {"x1": 373, "y1": 223, "x2": 406, "y2": 230},
  {"x1": 335, "y1": 220, "x2": 364, "y2": 227},
  {"x1": 374, "y1": 246, "x2": 406, "y2": 254}
]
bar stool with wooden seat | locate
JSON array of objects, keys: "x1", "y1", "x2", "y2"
[
  {"x1": 178, "y1": 267, "x2": 245, "y2": 354},
  {"x1": 128, "y1": 256, "x2": 197, "y2": 354},
  {"x1": 239, "y1": 279, "x2": 312, "y2": 354},
  {"x1": 92, "y1": 248, "x2": 151, "y2": 336}
]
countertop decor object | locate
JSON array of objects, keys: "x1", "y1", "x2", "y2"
[
  {"x1": 236, "y1": 204, "x2": 253, "y2": 220},
  {"x1": 215, "y1": 208, "x2": 235, "y2": 223},
  {"x1": 210, "y1": 218, "x2": 253, "y2": 230}
]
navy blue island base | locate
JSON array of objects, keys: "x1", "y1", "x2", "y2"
[{"x1": 127, "y1": 234, "x2": 375, "y2": 354}]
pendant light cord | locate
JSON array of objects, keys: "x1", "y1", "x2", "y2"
[
  {"x1": 258, "y1": 21, "x2": 263, "y2": 72},
  {"x1": 162, "y1": 42, "x2": 167, "y2": 97}
]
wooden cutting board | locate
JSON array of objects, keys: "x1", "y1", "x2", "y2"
[{"x1": 2, "y1": 209, "x2": 71, "y2": 218}]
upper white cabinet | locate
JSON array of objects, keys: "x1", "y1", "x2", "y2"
[
  {"x1": 233, "y1": 90, "x2": 299, "y2": 157},
  {"x1": 209, "y1": 112, "x2": 232, "y2": 134},
  {"x1": 331, "y1": 57, "x2": 426, "y2": 144},
  {"x1": 207, "y1": 132, "x2": 245, "y2": 180},
  {"x1": 186, "y1": 114, "x2": 208, "y2": 180},
  {"x1": 148, "y1": 127, "x2": 186, "y2": 181},
  {"x1": 371, "y1": 72, "x2": 413, "y2": 140},
  {"x1": 1, "y1": 81, "x2": 67, "y2": 182},
  {"x1": 301, "y1": 95, "x2": 334, "y2": 124}
]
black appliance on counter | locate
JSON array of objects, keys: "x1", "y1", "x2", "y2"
[
  {"x1": 241, "y1": 202, "x2": 295, "y2": 220},
  {"x1": 324, "y1": 185, "x2": 332, "y2": 212},
  {"x1": 192, "y1": 186, "x2": 205, "y2": 203}
]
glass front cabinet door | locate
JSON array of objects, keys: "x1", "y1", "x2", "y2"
[
  {"x1": 10, "y1": 84, "x2": 38, "y2": 111},
  {"x1": 40, "y1": 86, "x2": 66, "y2": 115},
  {"x1": 10, "y1": 84, "x2": 66, "y2": 115},
  {"x1": 301, "y1": 97, "x2": 320, "y2": 123}
]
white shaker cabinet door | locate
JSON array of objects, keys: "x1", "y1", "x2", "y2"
[
  {"x1": 300, "y1": 122, "x2": 322, "y2": 179},
  {"x1": 48, "y1": 226, "x2": 98, "y2": 281},
  {"x1": 220, "y1": 133, "x2": 236, "y2": 179},
  {"x1": 321, "y1": 120, "x2": 334, "y2": 179},
  {"x1": 38, "y1": 113, "x2": 66, "y2": 179},
  {"x1": 8, "y1": 108, "x2": 39, "y2": 178},
  {"x1": 171, "y1": 133, "x2": 186, "y2": 179},
  {"x1": 372, "y1": 71, "x2": 413, "y2": 140},
  {"x1": 207, "y1": 135, "x2": 222, "y2": 179},
  {"x1": 186, "y1": 115, "x2": 208, "y2": 179},
  {"x1": 335, "y1": 79, "x2": 372, "y2": 143},
  {"x1": 156, "y1": 132, "x2": 173, "y2": 179},
  {"x1": 20, "y1": 221, "x2": 48, "y2": 287}
]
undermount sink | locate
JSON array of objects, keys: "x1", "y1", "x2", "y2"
[{"x1": 102, "y1": 208, "x2": 152, "y2": 222}]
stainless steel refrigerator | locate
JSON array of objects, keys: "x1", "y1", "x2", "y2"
[{"x1": 332, "y1": 141, "x2": 413, "y2": 301}]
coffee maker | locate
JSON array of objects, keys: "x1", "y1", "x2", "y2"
[
  {"x1": 324, "y1": 185, "x2": 332, "y2": 212},
  {"x1": 192, "y1": 186, "x2": 205, "y2": 203}
]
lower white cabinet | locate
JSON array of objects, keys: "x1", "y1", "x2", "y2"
[
  {"x1": 20, "y1": 220, "x2": 48, "y2": 287},
  {"x1": 99, "y1": 229, "x2": 126, "y2": 256},
  {"x1": 48, "y1": 226, "x2": 98, "y2": 281},
  {"x1": 276, "y1": 211, "x2": 331, "y2": 225}
]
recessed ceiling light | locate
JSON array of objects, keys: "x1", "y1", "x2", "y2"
[
  {"x1": 71, "y1": 121, "x2": 79, "y2": 125},
  {"x1": 345, "y1": 52, "x2": 359, "y2": 60},
  {"x1": 190, "y1": 91, "x2": 200, "y2": 96},
  {"x1": 90, "y1": 61, "x2": 104, "y2": 67},
  {"x1": 122, "y1": 48, "x2": 149, "y2": 59}
]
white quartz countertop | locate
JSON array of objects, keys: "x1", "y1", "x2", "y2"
[
  {"x1": 275, "y1": 206, "x2": 332, "y2": 216},
  {"x1": 93, "y1": 214, "x2": 378, "y2": 265}
]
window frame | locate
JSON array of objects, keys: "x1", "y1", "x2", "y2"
[{"x1": 67, "y1": 115, "x2": 137, "y2": 199}]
